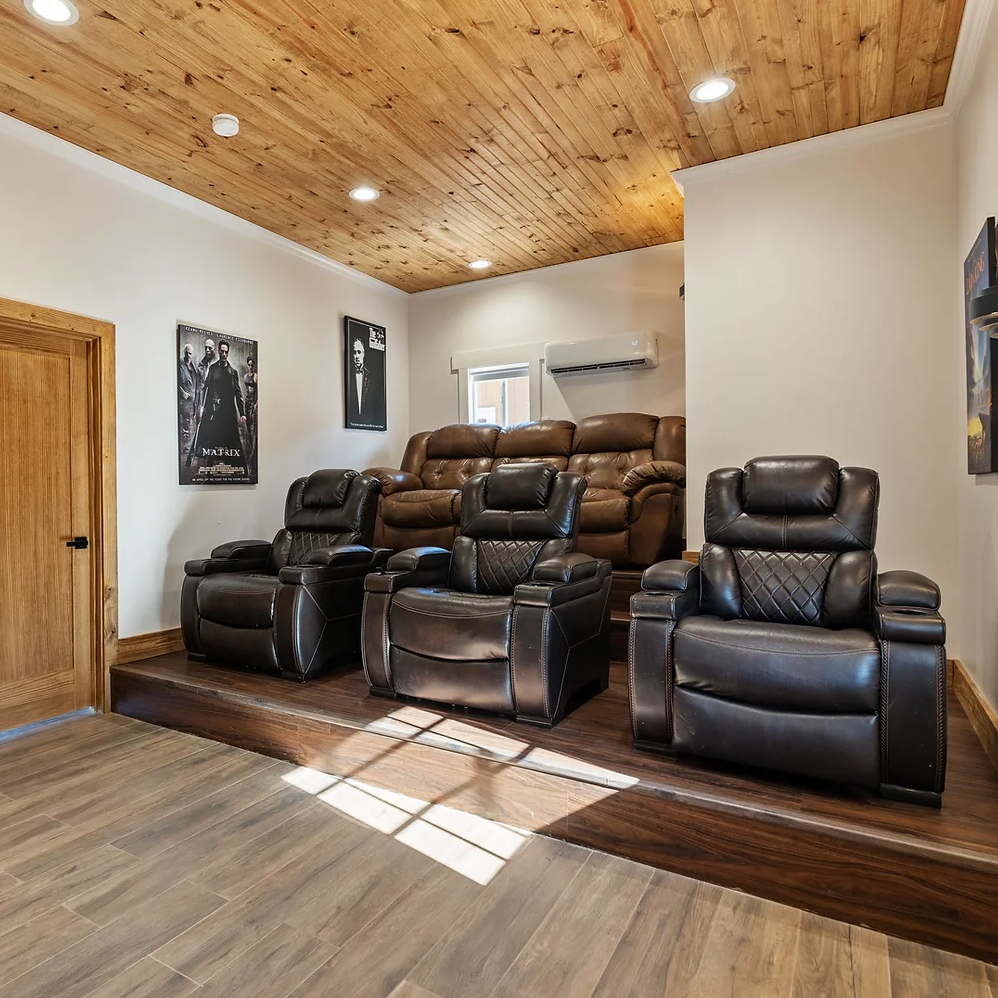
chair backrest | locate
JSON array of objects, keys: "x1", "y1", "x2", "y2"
[
  {"x1": 568, "y1": 413, "x2": 686, "y2": 490},
  {"x1": 268, "y1": 469, "x2": 381, "y2": 571},
  {"x1": 701, "y1": 456, "x2": 880, "y2": 629},
  {"x1": 450, "y1": 465, "x2": 584, "y2": 595}
]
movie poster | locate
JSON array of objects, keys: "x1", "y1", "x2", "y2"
[
  {"x1": 965, "y1": 219, "x2": 998, "y2": 474},
  {"x1": 344, "y1": 315, "x2": 387, "y2": 432},
  {"x1": 177, "y1": 323, "x2": 258, "y2": 485}
]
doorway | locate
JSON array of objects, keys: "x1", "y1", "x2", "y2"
[{"x1": 0, "y1": 298, "x2": 117, "y2": 730}]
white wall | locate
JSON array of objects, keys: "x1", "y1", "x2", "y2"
[
  {"x1": 680, "y1": 117, "x2": 961, "y2": 651},
  {"x1": 407, "y1": 244, "x2": 686, "y2": 433},
  {"x1": 955, "y1": 0, "x2": 998, "y2": 710},
  {"x1": 0, "y1": 114, "x2": 409, "y2": 639}
]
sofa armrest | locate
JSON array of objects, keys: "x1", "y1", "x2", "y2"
[
  {"x1": 184, "y1": 538, "x2": 272, "y2": 577},
  {"x1": 621, "y1": 461, "x2": 687, "y2": 497},
  {"x1": 365, "y1": 546, "x2": 452, "y2": 593},
  {"x1": 532, "y1": 553, "x2": 599, "y2": 585},
  {"x1": 631, "y1": 560, "x2": 700, "y2": 621},
  {"x1": 876, "y1": 571, "x2": 940, "y2": 610},
  {"x1": 210, "y1": 539, "x2": 271, "y2": 561},
  {"x1": 364, "y1": 467, "x2": 423, "y2": 496}
]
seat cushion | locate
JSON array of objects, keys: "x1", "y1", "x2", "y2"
[
  {"x1": 380, "y1": 489, "x2": 460, "y2": 529},
  {"x1": 579, "y1": 488, "x2": 630, "y2": 532},
  {"x1": 389, "y1": 588, "x2": 512, "y2": 661},
  {"x1": 197, "y1": 573, "x2": 279, "y2": 629},
  {"x1": 673, "y1": 615, "x2": 880, "y2": 712}
]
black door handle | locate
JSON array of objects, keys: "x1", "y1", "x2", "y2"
[{"x1": 66, "y1": 537, "x2": 89, "y2": 550}]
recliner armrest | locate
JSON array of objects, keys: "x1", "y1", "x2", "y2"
[
  {"x1": 876, "y1": 571, "x2": 940, "y2": 610},
  {"x1": 632, "y1": 560, "x2": 700, "y2": 621},
  {"x1": 874, "y1": 606, "x2": 946, "y2": 644},
  {"x1": 364, "y1": 467, "x2": 423, "y2": 496},
  {"x1": 305, "y1": 543, "x2": 378, "y2": 568},
  {"x1": 365, "y1": 546, "x2": 452, "y2": 594},
  {"x1": 620, "y1": 461, "x2": 686, "y2": 496},
  {"x1": 515, "y1": 559, "x2": 609, "y2": 607},
  {"x1": 532, "y1": 553, "x2": 598, "y2": 585},
  {"x1": 210, "y1": 539, "x2": 272, "y2": 561},
  {"x1": 641, "y1": 559, "x2": 699, "y2": 593}
]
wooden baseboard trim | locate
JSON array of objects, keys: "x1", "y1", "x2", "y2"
[
  {"x1": 118, "y1": 628, "x2": 184, "y2": 664},
  {"x1": 682, "y1": 550, "x2": 699, "y2": 565},
  {"x1": 952, "y1": 659, "x2": 998, "y2": 776}
]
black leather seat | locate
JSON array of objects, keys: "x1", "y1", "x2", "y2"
[
  {"x1": 629, "y1": 456, "x2": 948, "y2": 806},
  {"x1": 363, "y1": 463, "x2": 613, "y2": 726},
  {"x1": 182, "y1": 469, "x2": 386, "y2": 680}
]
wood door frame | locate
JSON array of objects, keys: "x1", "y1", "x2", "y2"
[{"x1": 0, "y1": 297, "x2": 117, "y2": 712}]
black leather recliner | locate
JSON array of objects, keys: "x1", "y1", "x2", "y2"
[
  {"x1": 629, "y1": 456, "x2": 947, "y2": 806},
  {"x1": 363, "y1": 463, "x2": 613, "y2": 726},
  {"x1": 182, "y1": 469, "x2": 386, "y2": 680}
]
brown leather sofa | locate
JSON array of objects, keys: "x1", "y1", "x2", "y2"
[
  {"x1": 366, "y1": 413, "x2": 685, "y2": 567},
  {"x1": 628, "y1": 456, "x2": 947, "y2": 806},
  {"x1": 181, "y1": 469, "x2": 386, "y2": 680},
  {"x1": 362, "y1": 463, "x2": 612, "y2": 726}
]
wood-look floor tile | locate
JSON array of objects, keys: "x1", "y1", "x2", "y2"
[
  {"x1": 0, "y1": 715, "x2": 128, "y2": 769},
  {"x1": 487, "y1": 850, "x2": 652, "y2": 998},
  {"x1": 888, "y1": 937, "x2": 994, "y2": 997},
  {"x1": 196, "y1": 924, "x2": 333, "y2": 998},
  {"x1": 70, "y1": 789, "x2": 311, "y2": 926},
  {"x1": 0, "y1": 814, "x2": 69, "y2": 868},
  {"x1": 681, "y1": 891, "x2": 802, "y2": 998},
  {"x1": 0, "y1": 880, "x2": 225, "y2": 998},
  {"x1": 153, "y1": 820, "x2": 371, "y2": 983},
  {"x1": 408, "y1": 836, "x2": 589, "y2": 998},
  {"x1": 388, "y1": 984, "x2": 445, "y2": 998},
  {"x1": 0, "y1": 872, "x2": 19, "y2": 893},
  {"x1": 0, "y1": 904, "x2": 97, "y2": 988},
  {"x1": 0, "y1": 844, "x2": 136, "y2": 936},
  {"x1": 110, "y1": 764, "x2": 287, "y2": 859},
  {"x1": 590, "y1": 870, "x2": 722, "y2": 998},
  {"x1": 3, "y1": 751, "x2": 277, "y2": 881},
  {"x1": 287, "y1": 864, "x2": 485, "y2": 998},
  {"x1": 285, "y1": 829, "x2": 435, "y2": 947},
  {"x1": 792, "y1": 912, "x2": 890, "y2": 997},
  {"x1": 81, "y1": 957, "x2": 198, "y2": 998},
  {"x1": 193, "y1": 799, "x2": 359, "y2": 899},
  {"x1": 0, "y1": 725, "x2": 182, "y2": 800}
]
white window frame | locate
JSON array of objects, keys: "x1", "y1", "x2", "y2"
[
  {"x1": 468, "y1": 363, "x2": 531, "y2": 426},
  {"x1": 451, "y1": 342, "x2": 544, "y2": 424}
]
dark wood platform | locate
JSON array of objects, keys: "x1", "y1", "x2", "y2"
[{"x1": 111, "y1": 652, "x2": 998, "y2": 964}]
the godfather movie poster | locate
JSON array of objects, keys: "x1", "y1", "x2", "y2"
[
  {"x1": 178, "y1": 323, "x2": 258, "y2": 485},
  {"x1": 344, "y1": 315, "x2": 387, "y2": 432}
]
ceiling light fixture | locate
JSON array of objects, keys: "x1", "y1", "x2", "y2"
[
  {"x1": 212, "y1": 114, "x2": 240, "y2": 138},
  {"x1": 689, "y1": 77, "x2": 736, "y2": 103},
  {"x1": 468, "y1": 260, "x2": 492, "y2": 270},
  {"x1": 24, "y1": 0, "x2": 78, "y2": 25},
  {"x1": 349, "y1": 186, "x2": 380, "y2": 202}
]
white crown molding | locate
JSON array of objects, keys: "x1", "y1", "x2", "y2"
[
  {"x1": 672, "y1": 107, "x2": 953, "y2": 192},
  {"x1": 0, "y1": 111, "x2": 408, "y2": 299},
  {"x1": 944, "y1": 0, "x2": 995, "y2": 118}
]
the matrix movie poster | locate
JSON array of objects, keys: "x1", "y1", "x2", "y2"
[{"x1": 178, "y1": 323, "x2": 258, "y2": 485}]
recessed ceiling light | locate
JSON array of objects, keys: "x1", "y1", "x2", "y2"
[
  {"x1": 212, "y1": 114, "x2": 240, "y2": 138},
  {"x1": 468, "y1": 260, "x2": 492, "y2": 270},
  {"x1": 689, "y1": 77, "x2": 736, "y2": 103},
  {"x1": 349, "y1": 186, "x2": 380, "y2": 202},
  {"x1": 24, "y1": 0, "x2": 78, "y2": 25}
]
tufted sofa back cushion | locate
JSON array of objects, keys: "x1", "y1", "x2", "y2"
[
  {"x1": 700, "y1": 457, "x2": 879, "y2": 629},
  {"x1": 410, "y1": 423, "x2": 499, "y2": 490},
  {"x1": 569, "y1": 413, "x2": 660, "y2": 490}
]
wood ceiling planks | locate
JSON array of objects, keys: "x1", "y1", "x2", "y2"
[{"x1": 0, "y1": 0, "x2": 966, "y2": 291}]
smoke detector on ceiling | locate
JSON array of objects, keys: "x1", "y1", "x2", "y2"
[{"x1": 212, "y1": 114, "x2": 240, "y2": 138}]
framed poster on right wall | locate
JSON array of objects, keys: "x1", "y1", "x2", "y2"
[{"x1": 965, "y1": 217, "x2": 998, "y2": 474}]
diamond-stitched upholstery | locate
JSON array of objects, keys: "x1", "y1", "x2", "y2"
[
  {"x1": 476, "y1": 539, "x2": 545, "y2": 595},
  {"x1": 734, "y1": 549, "x2": 835, "y2": 625},
  {"x1": 287, "y1": 530, "x2": 346, "y2": 566}
]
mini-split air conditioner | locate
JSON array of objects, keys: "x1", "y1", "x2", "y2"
[{"x1": 544, "y1": 331, "x2": 658, "y2": 377}]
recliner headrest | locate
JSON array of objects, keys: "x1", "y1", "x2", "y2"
[
  {"x1": 742, "y1": 456, "x2": 839, "y2": 514},
  {"x1": 284, "y1": 469, "x2": 381, "y2": 534},
  {"x1": 300, "y1": 469, "x2": 357, "y2": 509},
  {"x1": 485, "y1": 463, "x2": 558, "y2": 510}
]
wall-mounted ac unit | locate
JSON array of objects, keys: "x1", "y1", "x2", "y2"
[{"x1": 545, "y1": 331, "x2": 658, "y2": 377}]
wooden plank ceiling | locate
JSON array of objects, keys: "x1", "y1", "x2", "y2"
[{"x1": 0, "y1": 0, "x2": 966, "y2": 292}]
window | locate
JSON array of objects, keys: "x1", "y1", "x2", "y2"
[{"x1": 468, "y1": 364, "x2": 530, "y2": 427}]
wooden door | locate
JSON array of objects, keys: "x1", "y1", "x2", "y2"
[{"x1": 0, "y1": 326, "x2": 93, "y2": 729}]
